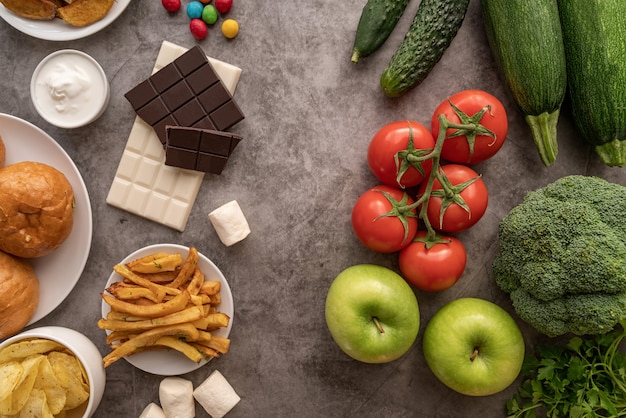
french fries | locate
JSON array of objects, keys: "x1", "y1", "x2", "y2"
[{"x1": 99, "y1": 247, "x2": 231, "y2": 368}]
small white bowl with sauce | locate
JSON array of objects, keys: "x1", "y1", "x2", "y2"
[{"x1": 30, "y1": 49, "x2": 110, "y2": 129}]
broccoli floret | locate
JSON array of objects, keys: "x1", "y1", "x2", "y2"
[
  {"x1": 493, "y1": 175, "x2": 626, "y2": 336},
  {"x1": 510, "y1": 289, "x2": 626, "y2": 337}
]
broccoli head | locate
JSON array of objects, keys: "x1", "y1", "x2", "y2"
[{"x1": 492, "y1": 175, "x2": 626, "y2": 337}]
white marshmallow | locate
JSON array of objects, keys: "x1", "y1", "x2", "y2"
[
  {"x1": 139, "y1": 402, "x2": 166, "y2": 418},
  {"x1": 159, "y1": 377, "x2": 195, "y2": 418},
  {"x1": 208, "y1": 200, "x2": 251, "y2": 246},
  {"x1": 193, "y1": 370, "x2": 240, "y2": 418}
]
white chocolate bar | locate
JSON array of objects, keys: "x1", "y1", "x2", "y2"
[{"x1": 106, "y1": 41, "x2": 242, "y2": 231}]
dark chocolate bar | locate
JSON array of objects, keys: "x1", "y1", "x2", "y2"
[
  {"x1": 164, "y1": 126, "x2": 242, "y2": 174},
  {"x1": 125, "y1": 46, "x2": 244, "y2": 145}
]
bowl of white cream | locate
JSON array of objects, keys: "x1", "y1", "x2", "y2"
[{"x1": 31, "y1": 49, "x2": 110, "y2": 129}]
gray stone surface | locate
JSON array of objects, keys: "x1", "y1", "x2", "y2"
[{"x1": 0, "y1": 0, "x2": 624, "y2": 417}]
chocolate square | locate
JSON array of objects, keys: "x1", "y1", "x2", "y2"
[
  {"x1": 124, "y1": 45, "x2": 245, "y2": 146},
  {"x1": 161, "y1": 80, "x2": 195, "y2": 112},
  {"x1": 150, "y1": 63, "x2": 181, "y2": 93},
  {"x1": 125, "y1": 79, "x2": 158, "y2": 109},
  {"x1": 164, "y1": 126, "x2": 243, "y2": 174},
  {"x1": 210, "y1": 100, "x2": 245, "y2": 131}
]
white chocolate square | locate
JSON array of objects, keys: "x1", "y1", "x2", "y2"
[
  {"x1": 208, "y1": 200, "x2": 251, "y2": 246},
  {"x1": 106, "y1": 41, "x2": 242, "y2": 231}
]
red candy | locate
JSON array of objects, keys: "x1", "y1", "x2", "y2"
[
  {"x1": 162, "y1": 0, "x2": 181, "y2": 12},
  {"x1": 189, "y1": 19, "x2": 208, "y2": 40},
  {"x1": 214, "y1": 0, "x2": 232, "y2": 13}
]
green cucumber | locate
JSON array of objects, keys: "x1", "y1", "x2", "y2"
[
  {"x1": 557, "y1": 0, "x2": 626, "y2": 167},
  {"x1": 380, "y1": 0, "x2": 469, "y2": 98},
  {"x1": 351, "y1": 0, "x2": 411, "y2": 63},
  {"x1": 480, "y1": 0, "x2": 566, "y2": 167}
]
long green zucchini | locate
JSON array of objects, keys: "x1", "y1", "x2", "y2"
[
  {"x1": 380, "y1": 0, "x2": 469, "y2": 98},
  {"x1": 480, "y1": 0, "x2": 566, "y2": 167},
  {"x1": 351, "y1": 0, "x2": 411, "y2": 63},
  {"x1": 557, "y1": 0, "x2": 626, "y2": 167}
]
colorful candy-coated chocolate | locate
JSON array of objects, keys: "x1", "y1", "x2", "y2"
[
  {"x1": 162, "y1": 0, "x2": 181, "y2": 12},
  {"x1": 186, "y1": 1, "x2": 204, "y2": 19},
  {"x1": 190, "y1": 19, "x2": 208, "y2": 40},
  {"x1": 221, "y1": 19, "x2": 239, "y2": 39},
  {"x1": 214, "y1": 0, "x2": 232, "y2": 14},
  {"x1": 202, "y1": 5, "x2": 218, "y2": 25}
]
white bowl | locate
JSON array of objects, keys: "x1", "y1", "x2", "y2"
[
  {"x1": 0, "y1": 326, "x2": 106, "y2": 417},
  {"x1": 30, "y1": 49, "x2": 110, "y2": 129},
  {"x1": 102, "y1": 244, "x2": 234, "y2": 375}
]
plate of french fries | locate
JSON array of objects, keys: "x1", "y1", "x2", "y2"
[
  {"x1": 98, "y1": 244, "x2": 233, "y2": 376},
  {"x1": 0, "y1": 0, "x2": 131, "y2": 41}
]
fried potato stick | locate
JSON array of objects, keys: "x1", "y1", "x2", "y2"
[
  {"x1": 186, "y1": 267, "x2": 204, "y2": 296},
  {"x1": 192, "y1": 312, "x2": 230, "y2": 331},
  {"x1": 154, "y1": 336, "x2": 203, "y2": 363},
  {"x1": 126, "y1": 253, "x2": 183, "y2": 273},
  {"x1": 113, "y1": 264, "x2": 166, "y2": 302},
  {"x1": 101, "y1": 290, "x2": 190, "y2": 318},
  {"x1": 200, "y1": 280, "x2": 221, "y2": 295},
  {"x1": 97, "y1": 306, "x2": 204, "y2": 332},
  {"x1": 106, "y1": 283, "x2": 161, "y2": 303},
  {"x1": 102, "y1": 323, "x2": 199, "y2": 368},
  {"x1": 168, "y1": 247, "x2": 198, "y2": 289}
]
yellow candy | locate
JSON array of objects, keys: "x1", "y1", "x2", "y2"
[{"x1": 221, "y1": 19, "x2": 239, "y2": 39}]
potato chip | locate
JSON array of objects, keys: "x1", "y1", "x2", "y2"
[
  {"x1": 0, "y1": 355, "x2": 44, "y2": 415},
  {"x1": 16, "y1": 387, "x2": 54, "y2": 418},
  {"x1": 0, "y1": 339, "x2": 65, "y2": 363},
  {"x1": 47, "y1": 352, "x2": 89, "y2": 409},
  {"x1": 0, "y1": 360, "x2": 23, "y2": 402},
  {"x1": 33, "y1": 357, "x2": 66, "y2": 415}
]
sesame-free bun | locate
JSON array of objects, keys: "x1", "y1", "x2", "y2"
[
  {"x1": 0, "y1": 250, "x2": 39, "y2": 339},
  {"x1": 0, "y1": 161, "x2": 74, "y2": 258}
]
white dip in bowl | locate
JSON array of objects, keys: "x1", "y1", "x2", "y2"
[{"x1": 31, "y1": 49, "x2": 110, "y2": 129}]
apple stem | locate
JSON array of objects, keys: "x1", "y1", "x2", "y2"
[
  {"x1": 372, "y1": 317, "x2": 384, "y2": 334},
  {"x1": 470, "y1": 347, "x2": 479, "y2": 362}
]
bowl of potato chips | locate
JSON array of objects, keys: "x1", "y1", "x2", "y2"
[{"x1": 0, "y1": 326, "x2": 106, "y2": 417}]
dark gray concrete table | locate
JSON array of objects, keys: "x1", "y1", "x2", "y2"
[{"x1": 0, "y1": 0, "x2": 623, "y2": 416}]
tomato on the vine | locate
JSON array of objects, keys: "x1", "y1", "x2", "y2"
[
  {"x1": 351, "y1": 185, "x2": 418, "y2": 253},
  {"x1": 431, "y1": 89, "x2": 508, "y2": 164},
  {"x1": 367, "y1": 121, "x2": 435, "y2": 188},
  {"x1": 398, "y1": 231, "x2": 467, "y2": 292},
  {"x1": 418, "y1": 164, "x2": 488, "y2": 233}
]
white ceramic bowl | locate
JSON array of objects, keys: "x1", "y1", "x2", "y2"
[
  {"x1": 0, "y1": 326, "x2": 106, "y2": 417},
  {"x1": 30, "y1": 49, "x2": 110, "y2": 129},
  {"x1": 102, "y1": 244, "x2": 234, "y2": 375}
]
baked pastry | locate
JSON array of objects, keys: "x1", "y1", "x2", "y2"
[
  {"x1": 0, "y1": 0, "x2": 56, "y2": 20},
  {"x1": 57, "y1": 0, "x2": 114, "y2": 27},
  {"x1": 0, "y1": 161, "x2": 74, "y2": 258},
  {"x1": 0, "y1": 250, "x2": 39, "y2": 339}
]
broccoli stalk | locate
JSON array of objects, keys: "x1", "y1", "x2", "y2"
[{"x1": 492, "y1": 175, "x2": 626, "y2": 337}]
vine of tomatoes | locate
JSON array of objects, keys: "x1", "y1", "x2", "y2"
[{"x1": 351, "y1": 89, "x2": 508, "y2": 292}]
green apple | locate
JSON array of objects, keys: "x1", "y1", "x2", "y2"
[
  {"x1": 422, "y1": 297, "x2": 525, "y2": 396},
  {"x1": 325, "y1": 264, "x2": 420, "y2": 363}
]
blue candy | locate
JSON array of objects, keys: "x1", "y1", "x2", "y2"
[{"x1": 186, "y1": 1, "x2": 204, "y2": 19}]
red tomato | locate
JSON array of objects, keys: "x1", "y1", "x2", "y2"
[
  {"x1": 431, "y1": 90, "x2": 508, "y2": 164},
  {"x1": 351, "y1": 185, "x2": 419, "y2": 253},
  {"x1": 418, "y1": 164, "x2": 488, "y2": 233},
  {"x1": 367, "y1": 121, "x2": 435, "y2": 188},
  {"x1": 398, "y1": 231, "x2": 467, "y2": 292}
]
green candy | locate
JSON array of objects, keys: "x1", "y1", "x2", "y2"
[{"x1": 202, "y1": 5, "x2": 218, "y2": 25}]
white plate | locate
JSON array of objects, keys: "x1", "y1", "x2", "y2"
[
  {"x1": 0, "y1": 113, "x2": 93, "y2": 325},
  {"x1": 102, "y1": 244, "x2": 234, "y2": 376},
  {"x1": 0, "y1": 0, "x2": 131, "y2": 41}
]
